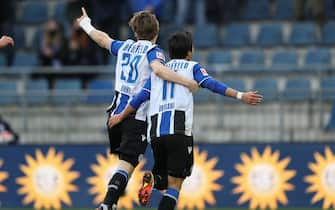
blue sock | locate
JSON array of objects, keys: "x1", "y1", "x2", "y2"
[
  {"x1": 158, "y1": 188, "x2": 179, "y2": 210},
  {"x1": 103, "y1": 170, "x2": 129, "y2": 206}
]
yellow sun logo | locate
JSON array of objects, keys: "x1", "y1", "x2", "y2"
[
  {"x1": 178, "y1": 147, "x2": 223, "y2": 209},
  {"x1": 231, "y1": 146, "x2": 296, "y2": 210},
  {"x1": 87, "y1": 152, "x2": 145, "y2": 208},
  {"x1": 0, "y1": 159, "x2": 8, "y2": 192},
  {"x1": 16, "y1": 147, "x2": 80, "y2": 209},
  {"x1": 305, "y1": 146, "x2": 335, "y2": 209}
]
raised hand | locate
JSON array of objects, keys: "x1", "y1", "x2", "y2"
[
  {"x1": 0, "y1": 36, "x2": 14, "y2": 48},
  {"x1": 241, "y1": 91, "x2": 263, "y2": 105},
  {"x1": 76, "y1": 7, "x2": 89, "y2": 23}
]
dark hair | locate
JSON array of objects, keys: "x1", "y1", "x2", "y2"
[
  {"x1": 168, "y1": 31, "x2": 193, "y2": 59},
  {"x1": 129, "y1": 11, "x2": 159, "y2": 40}
]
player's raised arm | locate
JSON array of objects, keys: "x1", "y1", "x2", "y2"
[
  {"x1": 193, "y1": 64, "x2": 262, "y2": 105},
  {"x1": 150, "y1": 59, "x2": 199, "y2": 93},
  {"x1": 77, "y1": 7, "x2": 113, "y2": 50},
  {"x1": 0, "y1": 35, "x2": 14, "y2": 48}
]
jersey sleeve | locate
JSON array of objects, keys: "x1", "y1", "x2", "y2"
[
  {"x1": 193, "y1": 63, "x2": 210, "y2": 85},
  {"x1": 109, "y1": 40, "x2": 124, "y2": 56},
  {"x1": 129, "y1": 78, "x2": 151, "y2": 110},
  {"x1": 142, "y1": 77, "x2": 151, "y2": 93},
  {"x1": 147, "y1": 46, "x2": 166, "y2": 64}
]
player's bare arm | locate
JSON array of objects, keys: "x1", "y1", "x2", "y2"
[
  {"x1": 0, "y1": 35, "x2": 14, "y2": 48},
  {"x1": 108, "y1": 105, "x2": 135, "y2": 128},
  {"x1": 150, "y1": 60, "x2": 199, "y2": 93},
  {"x1": 225, "y1": 88, "x2": 263, "y2": 105},
  {"x1": 77, "y1": 7, "x2": 113, "y2": 50}
]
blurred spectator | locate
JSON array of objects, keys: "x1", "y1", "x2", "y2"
[
  {"x1": 206, "y1": 0, "x2": 244, "y2": 25},
  {"x1": 38, "y1": 20, "x2": 68, "y2": 67},
  {"x1": 176, "y1": 0, "x2": 206, "y2": 27},
  {"x1": 66, "y1": 21, "x2": 99, "y2": 66},
  {"x1": 295, "y1": 0, "x2": 325, "y2": 22},
  {"x1": 92, "y1": 0, "x2": 124, "y2": 64},
  {"x1": 66, "y1": 0, "x2": 92, "y2": 23},
  {"x1": 0, "y1": 2, "x2": 14, "y2": 66},
  {"x1": 0, "y1": 115, "x2": 19, "y2": 145},
  {"x1": 128, "y1": 0, "x2": 164, "y2": 17}
]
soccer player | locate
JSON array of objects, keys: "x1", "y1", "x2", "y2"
[
  {"x1": 108, "y1": 31, "x2": 263, "y2": 210},
  {"x1": 0, "y1": 35, "x2": 14, "y2": 48},
  {"x1": 76, "y1": 8, "x2": 199, "y2": 210}
]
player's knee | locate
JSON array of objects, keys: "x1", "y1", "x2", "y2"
[
  {"x1": 167, "y1": 176, "x2": 184, "y2": 191},
  {"x1": 119, "y1": 153, "x2": 141, "y2": 169},
  {"x1": 154, "y1": 173, "x2": 168, "y2": 190},
  {"x1": 117, "y1": 159, "x2": 135, "y2": 175}
]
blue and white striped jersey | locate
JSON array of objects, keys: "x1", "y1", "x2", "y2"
[
  {"x1": 108, "y1": 39, "x2": 165, "y2": 121},
  {"x1": 144, "y1": 59, "x2": 210, "y2": 139}
]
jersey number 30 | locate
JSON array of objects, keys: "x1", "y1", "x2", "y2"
[{"x1": 121, "y1": 53, "x2": 141, "y2": 83}]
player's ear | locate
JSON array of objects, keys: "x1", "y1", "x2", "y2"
[{"x1": 186, "y1": 51, "x2": 193, "y2": 60}]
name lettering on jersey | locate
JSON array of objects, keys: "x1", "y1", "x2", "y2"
[
  {"x1": 167, "y1": 61, "x2": 189, "y2": 71},
  {"x1": 159, "y1": 102, "x2": 175, "y2": 112},
  {"x1": 121, "y1": 85, "x2": 131, "y2": 94},
  {"x1": 123, "y1": 43, "x2": 149, "y2": 54}
]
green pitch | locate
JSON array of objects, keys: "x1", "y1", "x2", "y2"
[{"x1": 2, "y1": 208, "x2": 325, "y2": 210}]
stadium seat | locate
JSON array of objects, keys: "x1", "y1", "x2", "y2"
[
  {"x1": 325, "y1": 104, "x2": 335, "y2": 131},
  {"x1": 253, "y1": 79, "x2": 278, "y2": 101},
  {"x1": 52, "y1": 79, "x2": 82, "y2": 104},
  {"x1": 0, "y1": 81, "x2": 17, "y2": 104},
  {"x1": 239, "y1": 50, "x2": 265, "y2": 71},
  {"x1": 304, "y1": 48, "x2": 330, "y2": 71},
  {"x1": 86, "y1": 80, "x2": 114, "y2": 104},
  {"x1": 53, "y1": 1, "x2": 66, "y2": 22},
  {"x1": 283, "y1": 79, "x2": 311, "y2": 101},
  {"x1": 192, "y1": 51, "x2": 202, "y2": 63},
  {"x1": 288, "y1": 23, "x2": 317, "y2": 45},
  {"x1": 242, "y1": 0, "x2": 271, "y2": 20},
  {"x1": 275, "y1": 0, "x2": 295, "y2": 20},
  {"x1": 13, "y1": 27, "x2": 26, "y2": 49},
  {"x1": 159, "y1": 25, "x2": 181, "y2": 49},
  {"x1": 160, "y1": 0, "x2": 176, "y2": 23},
  {"x1": 108, "y1": 56, "x2": 117, "y2": 66},
  {"x1": 256, "y1": 24, "x2": 283, "y2": 46},
  {"x1": 32, "y1": 28, "x2": 43, "y2": 51},
  {"x1": 193, "y1": 24, "x2": 219, "y2": 48},
  {"x1": 194, "y1": 88, "x2": 212, "y2": 103},
  {"x1": 20, "y1": 2, "x2": 48, "y2": 24},
  {"x1": 222, "y1": 24, "x2": 250, "y2": 47},
  {"x1": 219, "y1": 79, "x2": 246, "y2": 102},
  {"x1": 207, "y1": 51, "x2": 232, "y2": 73},
  {"x1": 0, "y1": 54, "x2": 6, "y2": 67},
  {"x1": 26, "y1": 79, "x2": 49, "y2": 104},
  {"x1": 322, "y1": 22, "x2": 335, "y2": 44},
  {"x1": 320, "y1": 77, "x2": 335, "y2": 101},
  {"x1": 13, "y1": 51, "x2": 38, "y2": 67},
  {"x1": 325, "y1": 0, "x2": 335, "y2": 18},
  {"x1": 271, "y1": 50, "x2": 298, "y2": 71}
]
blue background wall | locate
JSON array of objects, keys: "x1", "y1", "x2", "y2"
[{"x1": 0, "y1": 143, "x2": 335, "y2": 209}]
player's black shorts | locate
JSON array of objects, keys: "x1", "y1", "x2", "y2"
[
  {"x1": 151, "y1": 134, "x2": 194, "y2": 179},
  {"x1": 107, "y1": 113, "x2": 147, "y2": 167}
]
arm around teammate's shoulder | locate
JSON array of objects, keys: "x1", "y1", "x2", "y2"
[
  {"x1": 77, "y1": 7, "x2": 113, "y2": 50},
  {"x1": 150, "y1": 60, "x2": 199, "y2": 93}
]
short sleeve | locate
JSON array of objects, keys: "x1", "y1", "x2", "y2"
[
  {"x1": 193, "y1": 63, "x2": 210, "y2": 85},
  {"x1": 142, "y1": 77, "x2": 151, "y2": 92},
  {"x1": 109, "y1": 40, "x2": 124, "y2": 56},
  {"x1": 147, "y1": 47, "x2": 166, "y2": 64}
]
